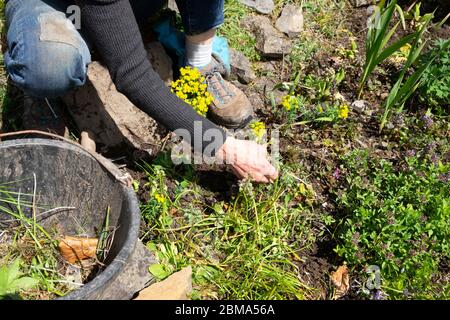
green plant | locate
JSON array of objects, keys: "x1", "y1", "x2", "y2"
[
  {"x1": 418, "y1": 38, "x2": 450, "y2": 110},
  {"x1": 139, "y1": 155, "x2": 330, "y2": 299},
  {"x1": 358, "y1": 0, "x2": 410, "y2": 98},
  {"x1": 337, "y1": 38, "x2": 358, "y2": 60},
  {"x1": 379, "y1": 12, "x2": 437, "y2": 132},
  {"x1": 0, "y1": 259, "x2": 39, "y2": 299},
  {"x1": 171, "y1": 66, "x2": 213, "y2": 116},
  {"x1": 0, "y1": 180, "x2": 95, "y2": 299},
  {"x1": 334, "y1": 149, "x2": 450, "y2": 299}
]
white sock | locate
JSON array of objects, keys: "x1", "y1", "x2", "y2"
[{"x1": 185, "y1": 41, "x2": 213, "y2": 68}]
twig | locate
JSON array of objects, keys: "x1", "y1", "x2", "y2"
[
  {"x1": 32, "y1": 173, "x2": 37, "y2": 237},
  {"x1": 45, "y1": 98, "x2": 58, "y2": 119},
  {"x1": 36, "y1": 207, "x2": 78, "y2": 222}
]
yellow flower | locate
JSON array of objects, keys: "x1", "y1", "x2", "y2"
[
  {"x1": 281, "y1": 95, "x2": 300, "y2": 112},
  {"x1": 338, "y1": 104, "x2": 349, "y2": 119},
  {"x1": 154, "y1": 193, "x2": 166, "y2": 204},
  {"x1": 250, "y1": 121, "x2": 266, "y2": 139},
  {"x1": 171, "y1": 66, "x2": 213, "y2": 116},
  {"x1": 399, "y1": 43, "x2": 411, "y2": 56}
]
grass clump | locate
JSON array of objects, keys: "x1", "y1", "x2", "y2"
[
  {"x1": 0, "y1": 183, "x2": 74, "y2": 299},
  {"x1": 219, "y1": 0, "x2": 260, "y2": 62},
  {"x1": 139, "y1": 153, "x2": 330, "y2": 299}
]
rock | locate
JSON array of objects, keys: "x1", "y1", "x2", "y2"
[
  {"x1": 146, "y1": 41, "x2": 174, "y2": 87},
  {"x1": 255, "y1": 61, "x2": 277, "y2": 75},
  {"x1": 349, "y1": 0, "x2": 377, "y2": 7},
  {"x1": 238, "y1": 0, "x2": 275, "y2": 14},
  {"x1": 245, "y1": 91, "x2": 265, "y2": 112},
  {"x1": 275, "y1": 4, "x2": 304, "y2": 38},
  {"x1": 62, "y1": 60, "x2": 168, "y2": 158},
  {"x1": 230, "y1": 48, "x2": 257, "y2": 84},
  {"x1": 351, "y1": 100, "x2": 368, "y2": 113},
  {"x1": 134, "y1": 266, "x2": 193, "y2": 300},
  {"x1": 80, "y1": 131, "x2": 96, "y2": 153},
  {"x1": 252, "y1": 76, "x2": 284, "y2": 106},
  {"x1": 241, "y1": 15, "x2": 291, "y2": 58}
]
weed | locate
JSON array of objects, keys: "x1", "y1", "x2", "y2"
[
  {"x1": 418, "y1": 38, "x2": 450, "y2": 111},
  {"x1": 0, "y1": 259, "x2": 39, "y2": 299},
  {"x1": 139, "y1": 156, "x2": 330, "y2": 299},
  {"x1": 334, "y1": 149, "x2": 450, "y2": 299}
]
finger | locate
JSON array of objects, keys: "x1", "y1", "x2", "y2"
[
  {"x1": 230, "y1": 165, "x2": 247, "y2": 180},
  {"x1": 266, "y1": 165, "x2": 279, "y2": 181},
  {"x1": 234, "y1": 165, "x2": 269, "y2": 183},
  {"x1": 248, "y1": 171, "x2": 270, "y2": 183}
]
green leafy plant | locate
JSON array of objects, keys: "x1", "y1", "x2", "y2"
[
  {"x1": 418, "y1": 38, "x2": 450, "y2": 110},
  {"x1": 334, "y1": 149, "x2": 450, "y2": 299},
  {"x1": 0, "y1": 260, "x2": 39, "y2": 299},
  {"x1": 0, "y1": 181, "x2": 86, "y2": 299},
  {"x1": 337, "y1": 38, "x2": 358, "y2": 60}
]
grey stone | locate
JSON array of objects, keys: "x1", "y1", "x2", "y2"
[
  {"x1": 255, "y1": 61, "x2": 277, "y2": 75},
  {"x1": 256, "y1": 27, "x2": 292, "y2": 58},
  {"x1": 238, "y1": 0, "x2": 275, "y2": 14},
  {"x1": 349, "y1": 0, "x2": 377, "y2": 7},
  {"x1": 275, "y1": 4, "x2": 304, "y2": 38},
  {"x1": 230, "y1": 48, "x2": 257, "y2": 84},
  {"x1": 241, "y1": 15, "x2": 291, "y2": 58},
  {"x1": 351, "y1": 100, "x2": 368, "y2": 113}
]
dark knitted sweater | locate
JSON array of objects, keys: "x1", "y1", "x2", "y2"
[{"x1": 75, "y1": 0, "x2": 227, "y2": 153}]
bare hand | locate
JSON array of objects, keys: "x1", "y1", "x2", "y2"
[{"x1": 216, "y1": 137, "x2": 279, "y2": 183}]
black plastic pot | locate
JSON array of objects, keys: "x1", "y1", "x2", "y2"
[{"x1": 0, "y1": 138, "x2": 141, "y2": 300}]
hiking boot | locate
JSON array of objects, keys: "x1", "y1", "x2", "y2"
[
  {"x1": 197, "y1": 54, "x2": 231, "y2": 79},
  {"x1": 22, "y1": 95, "x2": 69, "y2": 137},
  {"x1": 200, "y1": 63, "x2": 253, "y2": 129}
]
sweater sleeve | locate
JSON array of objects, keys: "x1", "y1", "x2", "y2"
[{"x1": 74, "y1": 0, "x2": 227, "y2": 153}]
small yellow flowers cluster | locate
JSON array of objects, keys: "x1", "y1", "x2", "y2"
[
  {"x1": 154, "y1": 193, "x2": 166, "y2": 204},
  {"x1": 250, "y1": 121, "x2": 266, "y2": 139},
  {"x1": 281, "y1": 95, "x2": 300, "y2": 112},
  {"x1": 338, "y1": 104, "x2": 349, "y2": 119},
  {"x1": 171, "y1": 66, "x2": 214, "y2": 116}
]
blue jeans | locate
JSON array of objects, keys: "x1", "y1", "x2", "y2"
[{"x1": 4, "y1": 0, "x2": 224, "y2": 99}]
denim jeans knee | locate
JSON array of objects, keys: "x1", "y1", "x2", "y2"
[
  {"x1": 5, "y1": 0, "x2": 91, "y2": 98},
  {"x1": 175, "y1": 0, "x2": 224, "y2": 35}
]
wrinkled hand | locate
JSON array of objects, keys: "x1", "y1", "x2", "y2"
[{"x1": 216, "y1": 137, "x2": 279, "y2": 183}]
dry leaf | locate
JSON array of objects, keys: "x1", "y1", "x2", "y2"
[
  {"x1": 331, "y1": 265, "x2": 350, "y2": 299},
  {"x1": 59, "y1": 236, "x2": 99, "y2": 264}
]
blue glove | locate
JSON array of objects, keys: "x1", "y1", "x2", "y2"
[{"x1": 152, "y1": 18, "x2": 231, "y2": 73}]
